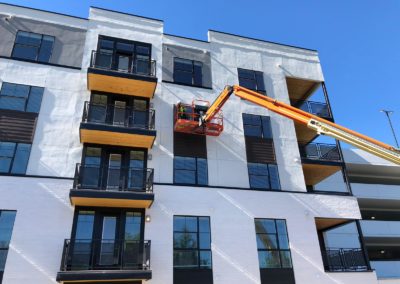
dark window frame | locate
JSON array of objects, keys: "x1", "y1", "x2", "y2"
[
  {"x1": 173, "y1": 57, "x2": 203, "y2": 87},
  {"x1": 173, "y1": 156, "x2": 208, "y2": 186},
  {"x1": 0, "y1": 142, "x2": 31, "y2": 175},
  {"x1": 173, "y1": 215, "x2": 212, "y2": 269},
  {"x1": 255, "y1": 218, "x2": 293, "y2": 269},
  {"x1": 11, "y1": 30, "x2": 55, "y2": 63},
  {"x1": 0, "y1": 82, "x2": 44, "y2": 113},
  {"x1": 0, "y1": 210, "x2": 17, "y2": 283},
  {"x1": 242, "y1": 113, "x2": 273, "y2": 139},
  {"x1": 238, "y1": 68, "x2": 266, "y2": 95},
  {"x1": 247, "y1": 163, "x2": 281, "y2": 190}
]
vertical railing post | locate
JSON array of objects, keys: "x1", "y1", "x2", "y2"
[{"x1": 356, "y1": 220, "x2": 372, "y2": 270}]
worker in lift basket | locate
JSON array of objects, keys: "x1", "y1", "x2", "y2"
[{"x1": 177, "y1": 102, "x2": 187, "y2": 120}]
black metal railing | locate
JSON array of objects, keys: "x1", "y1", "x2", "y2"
[
  {"x1": 90, "y1": 50, "x2": 156, "y2": 77},
  {"x1": 60, "y1": 239, "x2": 151, "y2": 271},
  {"x1": 292, "y1": 100, "x2": 332, "y2": 119},
  {"x1": 73, "y1": 163, "x2": 154, "y2": 192},
  {"x1": 322, "y1": 248, "x2": 369, "y2": 272},
  {"x1": 82, "y1": 101, "x2": 155, "y2": 130},
  {"x1": 299, "y1": 142, "x2": 342, "y2": 161}
]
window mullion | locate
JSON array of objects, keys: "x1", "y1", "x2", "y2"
[{"x1": 9, "y1": 143, "x2": 18, "y2": 174}]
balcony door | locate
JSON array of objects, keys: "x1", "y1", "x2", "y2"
[{"x1": 98, "y1": 213, "x2": 120, "y2": 267}]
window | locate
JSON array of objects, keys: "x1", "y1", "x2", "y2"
[
  {"x1": 0, "y1": 142, "x2": 31, "y2": 174},
  {"x1": 12, "y1": 31, "x2": 54, "y2": 63},
  {"x1": 173, "y1": 58, "x2": 203, "y2": 86},
  {"x1": 0, "y1": 210, "x2": 16, "y2": 284},
  {"x1": 248, "y1": 163, "x2": 280, "y2": 190},
  {"x1": 0, "y1": 83, "x2": 44, "y2": 113},
  {"x1": 238, "y1": 68, "x2": 266, "y2": 95},
  {"x1": 173, "y1": 216, "x2": 212, "y2": 269},
  {"x1": 242, "y1": 114, "x2": 272, "y2": 138},
  {"x1": 174, "y1": 156, "x2": 208, "y2": 185},
  {"x1": 255, "y1": 219, "x2": 292, "y2": 269}
]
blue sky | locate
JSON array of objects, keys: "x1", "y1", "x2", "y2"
[{"x1": 3, "y1": 0, "x2": 400, "y2": 147}]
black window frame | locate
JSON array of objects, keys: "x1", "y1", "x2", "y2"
[
  {"x1": 242, "y1": 114, "x2": 273, "y2": 139},
  {"x1": 238, "y1": 68, "x2": 266, "y2": 95},
  {"x1": 173, "y1": 215, "x2": 212, "y2": 269},
  {"x1": 0, "y1": 142, "x2": 32, "y2": 175},
  {"x1": 255, "y1": 218, "x2": 293, "y2": 269},
  {"x1": 11, "y1": 30, "x2": 55, "y2": 63},
  {"x1": 0, "y1": 82, "x2": 44, "y2": 113},
  {"x1": 247, "y1": 163, "x2": 281, "y2": 191},
  {"x1": 173, "y1": 156, "x2": 208, "y2": 186},
  {"x1": 173, "y1": 57, "x2": 203, "y2": 87}
]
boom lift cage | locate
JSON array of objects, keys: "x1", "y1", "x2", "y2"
[{"x1": 174, "y1": 100, "x2": 223, "y2": 136}]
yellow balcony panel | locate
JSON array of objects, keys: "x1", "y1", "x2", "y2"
[
  {"x1": 87, "y1": 68, "x2": 157, "y2": 98},
  {"x1": 80, "y1": 124, "x2": 156, "y2": 149},
  {"x1": 70, "y1": 189, "x2": 154, "y2": 209}
]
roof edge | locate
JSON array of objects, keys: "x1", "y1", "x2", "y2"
[{"x1": 90, "y1": 6, "x2": 163, "y2": 23}]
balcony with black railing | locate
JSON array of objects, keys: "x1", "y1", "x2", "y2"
[
  {"x1": 299, "y1": 142, "x2": 342, "y2": 162},
  {"x1": 87, "y1": 50, "x2": 157, "y2": 98},
  {"x1": 291, "y1": 100, "x2": 333, "y2": 120},
  {"x1": 322, "y1": 248, "x2": 369, "y2": 272},
  {"x1": 79, "y1": 101, "x2": 156, "y2": 149},
  {"x1": 56, "y1": 239, "x2": 151, "y2": 282},
  {"x1": 69, "y1": 163, "x2": 154, "y2": 208}
]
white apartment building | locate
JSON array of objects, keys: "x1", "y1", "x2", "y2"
[{"x1": 0, "y1": 3, "x2": 396, "y2": 284}]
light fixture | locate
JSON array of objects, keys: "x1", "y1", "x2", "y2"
[
  {"x1": 380, "y1": 250, "x2": 385, "y2": 254},
  {"x1": 371, "y1": 216, "x2": 375, "y2": 220},
  {"x1": 145, "y1": 215, "x2": 151, "y2": 222}
]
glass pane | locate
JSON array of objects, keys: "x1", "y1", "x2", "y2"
[
  {"x1": 268, "y1": 164, "x2": 281, "y2": 190},
  {"x1": 70, "y1": 239, "x2": 92, "y2": 270},
  {"x1": 174, "y1": 251, "x2": 198, "y2": 268},
  {"x1": 174, "y1": 216, "x2": 197, "y2": 232},
  {"x1": 116, "y1": 42, "x2": 134, "y2": 53},
  {"x1": 95, "y1": 52, "x2": 113, "y2": 69},
  {"x1": 243, "y1": 114, "x2": 261, "y2": 126},
  {"x1": 174, "y1": 169, "x2": 196, "y2": 184},
  {"x1": 249, "y1": 174, "x2": 270, "y2": 189},
  {"x1": 0, "y1": 96, "x2": 25, "y2": 111},
  {"x1": 0, "y1": 142, "x2": 16, "y2": 157},
  {"x1": 261, "y1": 116, "x2": 273, "y2": 138},
  {"x1": 15, "y1": 31, "x2": 41, "y2": 46},
  {"x1": 199, "y1": 217, "x2": 210, "y2": 233},
  {"x1": 91, "y1": 94, "x2": 107, "y2": 105},
  {"x1": 26, "y1": 87, "x2": 44, "y2": 113},
  {"x1": 136, "y1": 55, "x2": 150, "y2": 75},
  {"x1": 117, "y1": 55, "x2": 130, "y2": 71},
  {"x1": 0, "y1": 211, "x2": 16, "y2": 247},
  {"x1": 174, "y1": 232, "x2": 197, "y2": 248},
  {"x1": 278, "y1": 235, "x2": 289, "y2": 250},
  {"x1": 174, "y1": 70, "x2": 192, "y2": 85},
  {"x1": 239, "y1": 77, "x2": 257, "y2": 90},
  {"x1": 12, "y1": 45, "x2": 38, "y2": 61},
  {"x1": 11, "y1": 143, "x2": 31, "y2": 174},
  {"x1": 99, "y1": 39, "x2": 114, "y2": 50},
  {"x1": 255, "y1": 71, "x2": 265, "y2": 91},
  {"x1": 125, "y1": 212, "x2": 142, "y2": 240},
  {"x1": 0, "y1": 249, "x2": 7, "y2": 270},
  {"x1": 136, "y1": 45, "x2": 150, "y2": 55},
  {"x1": 74, "y1": 211, "x2": 94, "y2": 239},
  {"x1": 255, "y1": 219, "x2": 276, "y2": 234},
  {"x1": 84, "y1": 147, "x2": 101, "y2": 165},
  {"x1": 174, "y1": 156, "x2": 196, "y2": 170},
  {"x1": 248, "y1": 163, "x2": 269, "y2": 176},
  {"x1": 128, "y1": 167, "x2": 144, "y2": 189},
  {"x1": 113, "y1": 101, "x2": 126, "y2": 126},
  {"x1": 1, "y1": 83, "x2": 30, "y2": 98},
  {"x1": 107, "y1": 154, "x2": 122, "y2": 189},
  {"x1": 197, "y1": 158, "x2": 208, "y2": 185},
  {"x1": 256, "y1": 234, "x2": 278, "y2": 249},
  {"x1": 238, "y1": 68, "x2": 255, "y2": 79},
  {"x1": 199, "y1": 232, "x2": 211, "y2": 249},
  {"x1": 244, "y1": 125, "x2": 262, "y2": 137},
  {"x1": 280, "y1": 251, "x2": 292, "y2": 268},
  {"x1": 130, "y1": 151, "x2": 144, "y2": 168},
  {"x1": 0, "y1": 157, "x2": 12, "y2": 173},
  {"x1": 174, "y1": 58, "x2": 192, "y2": 72},
  {"x1": 276, "y1": 220, "x2": 288, "y2": 236},
  {"x1": 200, "y1": 251, "x2": 212, "y2": 268},
  {"x1": 258, "y1": 251, "x2": 281, "y2": 268},
  {"x1": 81, "y1": 164, "x2": 100, "y2": 188},
  {"x1": 193, "y1": 62, "x2": 202, "y2": 86},
  {"x1": 38, "y1": 35, "x2": 54, "y2": 63}
]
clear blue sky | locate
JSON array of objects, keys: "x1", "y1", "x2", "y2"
[{"x1": 4, "y1": 0, "x2": 400, "y2": 147}]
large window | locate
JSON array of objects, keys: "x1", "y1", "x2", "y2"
[
  {"x1": 238, "y1": 68, "x2": 266, "y2": 95},
  {"x1": 174, "y1": 156, "x2": 208, "y2": 185},
  {"x1": 11, "y1": 31, "x2": 54, "y2": 63},
  {"x1": 0, "y1": 83, "x2": 44, "y2": 113},
  {"x1": 173, "y1": 216, "x2": 212, "y2": 269},
  {"x1": 243, "y1": 114, "x2": 280, "y2": 190},
  {"x1": 0, "y1": 142, "x2": 31, "y2": 174},
  {"x1": 0, "y1": 210, "x2": 16, "y2": 284},
  {"x1": 255, "y1": 219, "x2": 292, "y2": 269},
  {"x1": 173, "y1": 58, "x2": 203, "y2": 87}
]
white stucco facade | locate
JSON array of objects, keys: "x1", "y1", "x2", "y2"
[{"x1": 0, "y1": 3, "x2": 383, "y2": 284}]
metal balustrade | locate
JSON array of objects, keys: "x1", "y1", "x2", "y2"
[
  {"x1": 322, "y1": 248, "x2": 369, "y2": 272},
  {"x1": 299, "y1": 142, "x2": 342, "y2": 161}
]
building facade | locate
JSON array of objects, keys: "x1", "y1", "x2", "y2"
[{"x1": 0, "y1": 3, "x2": 396, "y2": 284}]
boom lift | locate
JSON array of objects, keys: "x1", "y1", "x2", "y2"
[{"x1": 174, "y1": 85, "x2": 400, "y2": 165}]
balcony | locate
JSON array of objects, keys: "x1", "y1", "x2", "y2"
[
  {"x1": 69, "y1": 163, "x2": 154, "y2": 208},
  {"x1": 79, "y1": 101, "x2": 156, "y2": 149},
  {"x1": 87, "y1": 50, "x2": 157, "y2": 98},
  {"x1": 299, "y1": 142, "x2": 343, "y2": 189},
  {"x1": 322, "y1": 248, "x2": 369, "y2": 272},
  {"x1": 56, "y1": 239, "x2": 151, "y2": 283}
]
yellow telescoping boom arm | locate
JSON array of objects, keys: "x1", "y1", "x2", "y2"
[{"x1": 201, "y1": 85, "x2": 400, "y2": 165}]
